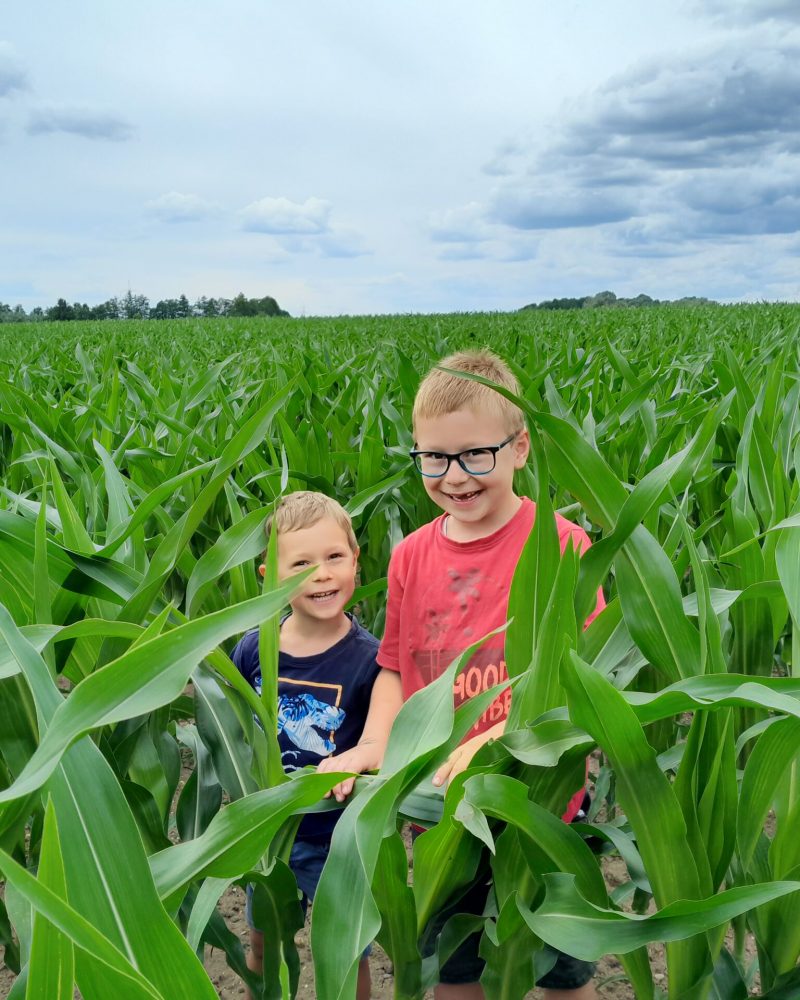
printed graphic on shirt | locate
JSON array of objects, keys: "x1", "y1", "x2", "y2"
[
  {"x1": 276, "y1": 678, "x2": 345, "y2": 769},
  {"x1": 413, "y1": 645, "x2": 510, "y2": 735}
]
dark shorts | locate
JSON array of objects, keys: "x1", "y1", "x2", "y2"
[
  {"x1": 247, "y1": 839, "x2": 371, "y2": 958},
  {"x1": 415, "y1": 829, "x2": 594, "y2": 990}
]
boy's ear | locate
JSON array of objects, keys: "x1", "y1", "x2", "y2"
[
  {"x1": 513, "y1": 428, "x2": 531, "y2": 467},
  {"x1": 258, "y1": 563, "x2": 266, "y2": 578}
]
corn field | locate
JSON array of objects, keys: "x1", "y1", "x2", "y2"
[{"x1": 1, "y1": 304, "x2": 800, "y2": 999}]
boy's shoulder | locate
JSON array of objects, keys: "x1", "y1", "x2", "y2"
[
  {"x1": 349, "y1": 616, "x2": 380, "y2": 652},
  {"x1": 389, "y1": 514, "x2": 444, "y2": 563}
]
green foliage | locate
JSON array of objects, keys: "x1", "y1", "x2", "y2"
[{"x1": 0, "y1": 304, "x2": 800, "y2": 997}]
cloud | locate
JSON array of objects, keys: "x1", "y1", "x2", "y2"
[
  {"x1": 489, "y1": 185, "x2": 637, "y2": 230},
  {"x1": 482, "y1": 140, "x2": 525, "y2": 177},
  {"x1": 463, "y1": 35, "x2": 800, "y2": 254},
  {"x1": 437, "y1": 244, "x2": 490, "y2": 261},
  {"x1": 429, "y1": 202, "x2": 491, "y2": 243},
  {"x1": 0, "y1": 42, "x2": 27, "y2": 97},
  {"x1": 146, "y1": 191, "x2": 217, "y2": 223},
  {"x1": 691, "y1": 0, "x2": 800, "y2": 25},
  {"x1": 240, "y1": 196, "x2": 368, "y2": 256},
  {"x1": 240, "y1": 196, "x2": 332, "y2": 234},
  {"x1": 562, "y1": 43, "x2": 800, "y2": 164},
  {"x1": 317, "y1": 230, "x2": 370, "y2": 258},
  {"x1": 28, "y1": 104, "x2": 134, "y2": 141}
]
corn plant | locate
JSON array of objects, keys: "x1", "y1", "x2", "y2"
[{"x1": 1, "y1": 307, "x2": 800, "y2": 998}]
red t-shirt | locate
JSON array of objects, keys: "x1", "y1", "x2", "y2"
[{"x1": 377, "y1": 496, "x2": 604, "y2": 821}]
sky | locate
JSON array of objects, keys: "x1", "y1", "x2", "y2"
[{"x1": 1, "y1": 1, "x2": 799, "y2": 316}]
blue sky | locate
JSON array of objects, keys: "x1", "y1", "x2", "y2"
[{"x1": 1, "y1": 1, "x2": 799, "y2": 315}]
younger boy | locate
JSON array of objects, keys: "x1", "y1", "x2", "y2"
[
  {"x1": 231, "y1": 491, "x2": 400, "y2": 1000},
  {"x1": 377, "y1": 350, "x2": 603, "y2": 1000}
]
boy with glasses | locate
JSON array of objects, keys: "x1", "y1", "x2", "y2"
[{"x1": 377, "y1": 349, "x2": 603, "y2": 999}]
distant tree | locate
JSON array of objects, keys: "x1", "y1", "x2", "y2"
[
  {"x1": 122, "y1": 290, "x2": 150, "y2": 320},
  {"x1": 47, "y1": 298, "x2": 75, "y2": 321},
  {"x1": 176, "y1": 294, "x2": 191, "y2": 318},
  {"x1": 229, "y1": 293, "x2": 256, "y2": 317},
  {"x1": 102, "y1": 297, "x2": 122, "y2": 320},
  {"x1": 72, "y1": 302, "x2": 93, "y2": 320},
  {"x1": 195, "y1": 296, "x2": 220, "y2": 317},
  {"x1": 585, "y1": 290, "x2": 618, "y2": 308},
  {"x1": 30, "y1": 307, "x2": 44, "y2": 320},
  {"x1": 254, "y1": 295, "x2": 286, "y2": 317}
]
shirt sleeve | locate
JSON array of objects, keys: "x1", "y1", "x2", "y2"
[
  {"x1": 376, "y1": 548, "x2": 404, "y2": 673},
  {"x1": 230, "y1": 632, "x2": 259, "y2": 689}
]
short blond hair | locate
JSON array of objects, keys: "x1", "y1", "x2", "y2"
[
  {"x1": 265, "y1": 491, "x2": 357, "y2": 552},
  {"x1": 412, "y1": 349, "x2": 525, "y2": 434}
]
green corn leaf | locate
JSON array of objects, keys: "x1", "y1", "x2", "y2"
[
  {"x1": 521, "y1": 872, "x2": 800, "y2": 962},
  {"x1": 0, "y1": 842, "x2": 164, "y2": 1000},
  {"x1": 25, "y1": 798, "x2": 74, "y2": 1000},
  {"x1": 0, "y1": 580, "x2": 308, "y2": 805},
  {"x1": 258, "y1": 511, "x2": 285, "y2": 787},
  {"x1": 149, "y1": 771, "x2": 344, "y2": 898},
  {"x1": 185, "y1": 503, "x2": 272, "y2": 618}
]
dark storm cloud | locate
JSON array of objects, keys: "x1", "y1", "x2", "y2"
[{"x1": 28, "y1": 105, "x2": 134, "y2": 141}]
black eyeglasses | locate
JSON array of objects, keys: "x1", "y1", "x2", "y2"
[{"x1": 410, "y1": 432, "x2": 518, "y2": 478}]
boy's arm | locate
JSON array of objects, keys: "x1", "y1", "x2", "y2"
[
  {"x1": 316, "y1": 669, "x2": 403, "y2": 802},
  {"x1": 432, "y1": 720, "x2": 505, "y2": 787}
]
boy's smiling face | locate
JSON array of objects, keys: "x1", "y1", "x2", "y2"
[
  {"x1": 413, "y1": 407, "x2": 530, "y2": 542},
  {"x1": 266, "y1": 516, "x2": 358, "y2": 628}
]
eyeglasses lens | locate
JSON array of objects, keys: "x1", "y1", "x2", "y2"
[{"x1": 414, "y1": 450, "x2": 496, "y2": 477}]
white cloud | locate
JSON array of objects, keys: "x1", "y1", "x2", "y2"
[
  {"x1": 240, "y1": 196, "x2": 332, "y2": 235},
  {"x1": 429, "y1": 202, "x2": 492, "y2": 243},
  {"x1": 146, "y1": 192, "x2": 217, "y2": 223}
]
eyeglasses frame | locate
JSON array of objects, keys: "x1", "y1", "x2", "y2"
[{"x1": 409, "y1": 431, "x2": 519, "y2": 478}]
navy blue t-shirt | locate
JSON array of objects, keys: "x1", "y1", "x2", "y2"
[{"x1": 231, "y1": 614, "x2": 380, "y2": 842}]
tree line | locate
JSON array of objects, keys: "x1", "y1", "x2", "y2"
[
  {"x1": 521, "y1": 290, "x2": 717, "y2": 311},
  {"x1": 0, "y1": 291, "x2": 289, "y2": 323}
]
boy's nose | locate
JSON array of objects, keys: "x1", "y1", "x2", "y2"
[{"x1": 443, "y1": 459, "x2": 470, "y2": 485}]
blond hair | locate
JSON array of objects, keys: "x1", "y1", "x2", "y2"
[
  {"x1": 265, "y1": 491, "x2": 357, "y2": 552},
  {"x1": 412, "y1": 349, "x2": 525, "y2": 434}
]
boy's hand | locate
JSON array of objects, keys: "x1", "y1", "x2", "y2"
[
  {"x1": 317, "y1": 740, "x2": 381, "y2": 803},
  {"x1": 432, "y1": 722, "x2": 505, "y2": 787}
]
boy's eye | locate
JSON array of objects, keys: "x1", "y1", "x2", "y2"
[
  {"x1": 464, "y1": 448, "x2": 492, "y2": 458},
  {"x1": 292, "y1": 560, "x2": 309, "y2": 568}
]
